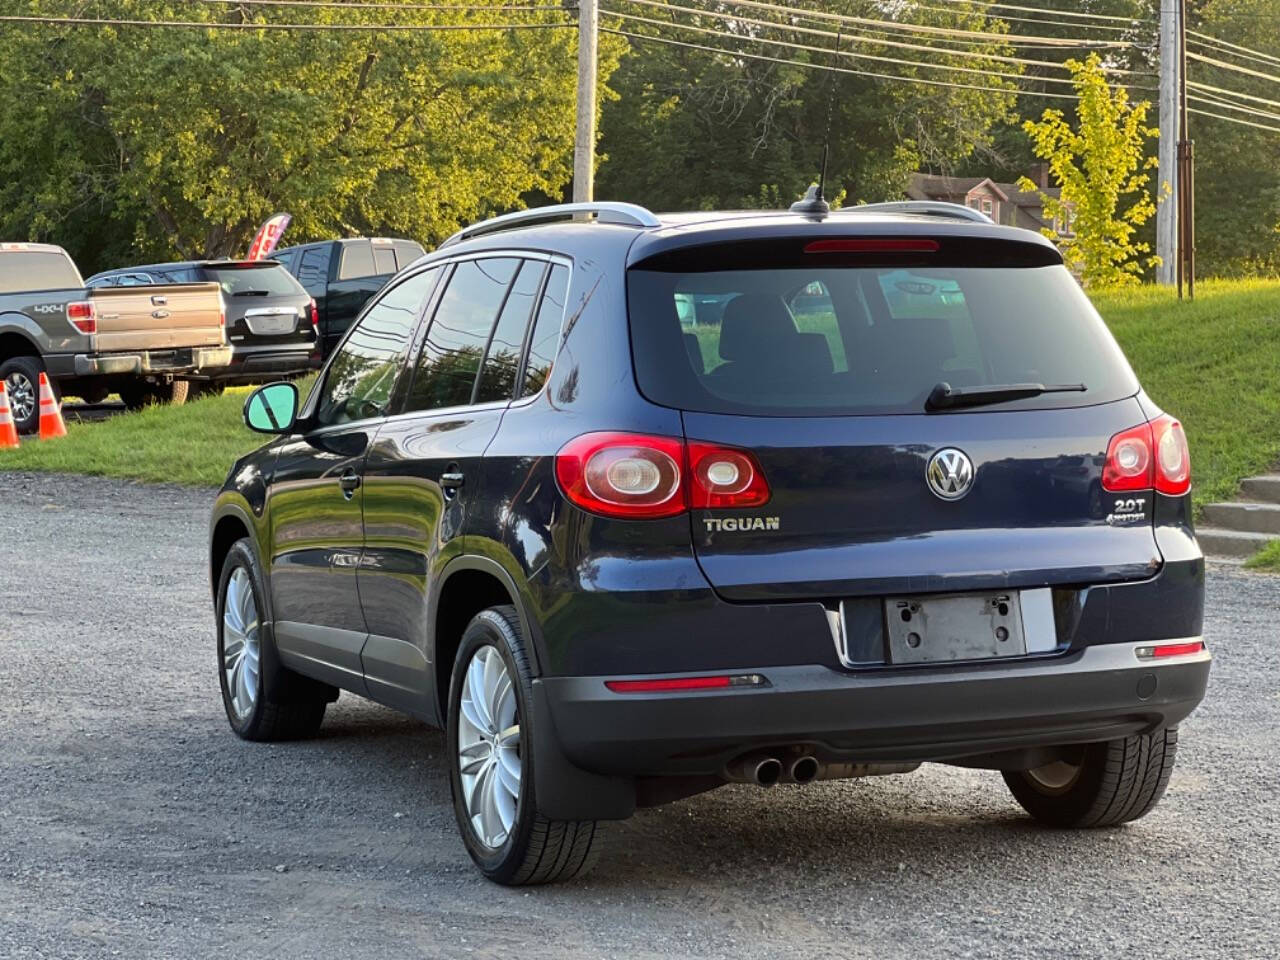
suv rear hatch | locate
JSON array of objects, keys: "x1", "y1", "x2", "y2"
[
  {"x1": 199, "y1": 262, "x2": 314, "y2": 347},
  {"x1": 627, "y1": 232, "x2": 1161, "y2": 602}
]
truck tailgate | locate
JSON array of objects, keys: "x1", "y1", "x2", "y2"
[{"x1": 88, "y1": 283, "x2": 224, "y2": 352}]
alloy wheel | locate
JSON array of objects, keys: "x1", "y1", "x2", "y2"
[
  {"x1": 1024, "y1": 759, "x2": 1083, "y2": 795},
  {"x1": 456, "y1": 644, "x2": 522, "y2": 850},
  {"x1": 222, "y1": 567, "x2": 261, "y2": 720},
  {"x1": 5, "y1": 371, "x2": 35, "y2": 424}
]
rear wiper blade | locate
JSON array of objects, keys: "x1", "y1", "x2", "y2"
[{"x1": 926, "y1": 381, "x2": 1086, "y2": 411}]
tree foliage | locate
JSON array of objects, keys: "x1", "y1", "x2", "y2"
[
  {"x1": 596, "y1": 1, "x2": 1019, "y2": 210},
  {"x1": 1190, "y1": 0, "x2": 1280, "y2": 276},
  {"x1": 1019, "y1": 54, "x2": 1158, "y2": 287},
  {"x1": 0, "y1": 0, "x2": 619, "y2": 272}
]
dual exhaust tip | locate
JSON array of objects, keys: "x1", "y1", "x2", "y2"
[{"x1": 744, "y1": 754, "x2": 819, "y2": 787}]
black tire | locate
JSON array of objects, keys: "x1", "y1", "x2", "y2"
[
  {"x1": 216, "y1": 539, "x2": 331, "y2": 741},
  {"x1": 192, "y1": 381, "x2": 227, "y2": 399},
  {"x1": 0, "y1": 354, "x2": 44, "y2": 435},
  {"x1": 118, "y1": 381, "x2": 154, "y2": 411},
  {"x1": 1003, "y1": 728, "x2": 1179, "y2": 828},
  {"x1": 447, "y1": 605, "x2": 601, "y2": 885}
]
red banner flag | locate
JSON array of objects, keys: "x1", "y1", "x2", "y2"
[{"x1": 246, "y1": 213, "x2": 292, "y2": 261}]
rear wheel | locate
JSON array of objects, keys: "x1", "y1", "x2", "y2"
[
  {"x1": 1002, "y1": 728, "x2": 1179, "y2": 827},
  {"x1": 216, "y1": 539, "x2": 331, "y2": 741},
  {"x1": 447, "y1": 606, "x2": 601, "y2": 885},
  {"x1": 0, "y1": 355, "x2": 43, "y2": 435}
]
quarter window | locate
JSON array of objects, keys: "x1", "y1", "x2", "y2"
[
  {"x1": 474, "y1": 260, "x2": 546, "y2": 404},
  {"x1": 406, "y1": 258, "x2": 520, "y2": 412},
  {"x1": 316, "y1": 267, "x2": 439, "y2": 426},
  {"x1": 519, "y1": 264, "x2": 569, "y2": 398}
]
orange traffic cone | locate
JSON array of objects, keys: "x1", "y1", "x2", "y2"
[
  {"x1": 0, "y1": 382, "x2": 19, "y2": 449},
  {"x1": 37, "y1": 372, "x2": 67, "y2": 440}
]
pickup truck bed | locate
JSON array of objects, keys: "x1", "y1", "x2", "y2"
[{"x1": 0, "y1": 243, "x2": 231, "y2": 433}]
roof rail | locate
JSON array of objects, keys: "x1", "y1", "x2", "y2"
[
  {"x1": 440, "y1": 202, "x2": 661, "y2": 248},
  {"x1": 835, "y1": 201, "x2": 994, "y2": 225}
]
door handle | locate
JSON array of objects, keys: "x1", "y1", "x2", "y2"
[
  {"x1": 441, "y1": 471, "x2": 465, "y2": 491},
  {"x1": 339, "y1": 469, "x2": 361, "y2": 500}
]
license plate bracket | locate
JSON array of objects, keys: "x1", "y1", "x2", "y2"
[{"x1": 884, "y1": 592, "x2": 1028, "y2": 664}]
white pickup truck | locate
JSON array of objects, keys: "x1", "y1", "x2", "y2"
[{"x1": 0, "y1": 243, "x2": 231, "y2": 433}]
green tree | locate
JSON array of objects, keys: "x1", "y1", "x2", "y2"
[
  {"x1": 1189, "y1": 0, "x2": 1280, "y2": 276},
  {"x1": 0, "y1": 1, "x2": 620, "y2": 272},
  {"x1": 1019, "y1": 53, "x2": 1159, "y2": 287},
  {"x1": 596, "y1": 1, "x2": 1019, "y2": 209}
]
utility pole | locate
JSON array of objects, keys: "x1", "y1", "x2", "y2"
[
  {"x1": 573, "y1": 0, "x2": 598, "y2": 204},
  {"x1": 1156, "y1": 0, "x2": 1179, "y2": 287},
  {"x1": 1176, "y1": 0, "x2": 1195, "y2": 300}
]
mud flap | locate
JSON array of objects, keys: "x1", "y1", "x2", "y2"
[{"x1": 531, "y1": 680, "x2": 635, "y2": 821}]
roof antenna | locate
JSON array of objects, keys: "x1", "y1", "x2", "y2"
[{"x1": 791, "y1": 24, "x2": 842, "y2": 219}]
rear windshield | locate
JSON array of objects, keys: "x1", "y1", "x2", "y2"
[
  {"x1": 202, "y1": 263, "x2": 304, "y2": 298},
  {"x1": 0, "y1": 251, "x2": 81, "y2": 293},
  {"x1": 628, "y1": 263, "x2": 1138, "y2": 416}
]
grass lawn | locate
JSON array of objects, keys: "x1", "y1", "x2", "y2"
[
  {"x1": 0, "y1": 385, "x2": 292, "y2": 486},
  {"x1": 2, "y1": 279, "x2": 1279, "y2": 499}
]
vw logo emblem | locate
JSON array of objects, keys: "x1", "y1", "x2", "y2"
[{"x1": 926, "y1": 448, "x2": 975, "y2": 500}]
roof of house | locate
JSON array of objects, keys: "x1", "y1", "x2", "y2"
[{"x1": 907, "y1": 173, "x2": 1009, "y2": 202}]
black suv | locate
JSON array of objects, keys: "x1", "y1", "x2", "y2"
[{"x1": 210, "y1": 201, "x2": 1209, "y2": 886}]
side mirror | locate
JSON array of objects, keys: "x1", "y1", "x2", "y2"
[{"x1": 243, "y1": 382, "x2": 299, "y2": 434}]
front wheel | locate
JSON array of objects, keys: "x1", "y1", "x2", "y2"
[
  {"x1": 1002, "y1": 728, "x2": 1179, "y2": 828},
  {"x1": 216, "y1": 539, "x2": 331, "y2": 741},
  {"x1": 447, "y1": 606, "x2": 601, "y2": 885}
]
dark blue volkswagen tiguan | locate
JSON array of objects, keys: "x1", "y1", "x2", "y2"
[{"x1": 210, "y1": 201, "x2": 1209, "y2": 885}]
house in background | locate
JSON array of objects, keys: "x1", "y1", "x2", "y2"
[{"x1": 907, "y1": 165, "x2": 1075, "y2": 238}]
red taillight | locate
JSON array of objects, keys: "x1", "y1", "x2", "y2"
[
  {"x1": 1102, "y1": 415, "x2": 1191, "y2": 496},
  {"x1": 1136, "y1": 640, "x2": 1205, "y2": 660},
  {"x1": 309, "y1": 297, "x2": 319, "y2": 331},
  {"x1": 804, "y1": 238, "x2": 939, "y2": 254},
  {"x1": 555, "y1": 432, "x2": 686, "y2": 518},
  {"x1": 67, "y1": 300, "x2": 96, "y2": 335},
  {"x1": 554, "y1": 433, "x2": 772, "y2": 519},
  {"x1": 687, "y1": 442, "x2": 770, "y2": 509}
]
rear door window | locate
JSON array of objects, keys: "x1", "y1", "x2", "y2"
[
  {"x1": 474, "y1": 259, "x2": 546, "y2": 404},
  {"x1": 518, "y1": 264, "x2": 569, "y2": 399},
  {"x1": 373, "y1": 244, "x2": 397, "y2": 276},
  {"x1": 296, "y1": 245, "x2": 332, "y2": 292},
  {"x1": 338, "y1": 240, "x2": 376, "y2": 281},
  {"x1": 405, "y1": 257, "x2": 520, "y2": 412},
  {"x1": 628, "y1": 256, "x2": 1137, "y2": 416}
]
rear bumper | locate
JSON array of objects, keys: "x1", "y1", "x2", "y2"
[
  {"x1": 73, "y1": 345, "x2": 233, "y2": 376},
  {"x1": 539, "y1": 640, "x2": 1210, "y2": 776},
  {"x1": 197, "y1": 345, "x2": 319, "y2": 383}
]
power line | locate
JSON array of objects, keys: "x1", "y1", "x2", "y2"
[
  {"x1": 1187, "y1": 106, "x2": 1280, "y2": 134},
  {"x1": 1188, "y1": 91, "x2": 1280, "y2": 124},
  {"x1": 1188, "y1": 79, "x2": 1280, "y2": 111},
  {"x1": 603, "y1": 26, "x2": 1081, "y2": 100},
  {"x1": 1187, "y1": 30, "x2": 1280, "y2": 71},
  {"x1": 604, "y1": 0, "x2": 1146, "y2": 78},
  {"x1": 906, "y1": 2, "x2": 1140, "y2": 36},
  {"x1": 1187, "y1": 50, "x2": 1280, "y2": 88},
  {"x1": 0, "y1": 14, "x2": 572, "y2": 31},
  {"x1": 705, "y1": 0, "x2": 1135, "y2": 49},
  {"x1": 916, "y1": 0, "x2": 1154, "y2": 27}
]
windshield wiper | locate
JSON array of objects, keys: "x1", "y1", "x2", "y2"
[{"x1": 926, "y1": 381, "x2": 1087, "y2": 412}]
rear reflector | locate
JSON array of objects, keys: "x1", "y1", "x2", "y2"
[
  {"x1": 1135, "y1": 640, "x2": 1205, "y2": 660},
  {"x1": 604, "y1": 674, "x2": 767, "y2": 693},
  {"x1": 804, "y1": 238, "x2": 939, "y2": 254},
  {"x1": 67, "y1": 300, "x2": 96, "y2": 335}
]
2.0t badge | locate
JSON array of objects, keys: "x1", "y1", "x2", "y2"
[{"x1": 926, "y1": 448, "x2": 975, "y2": 500}]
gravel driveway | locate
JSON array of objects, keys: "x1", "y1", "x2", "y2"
[{"x1": 1, "y1": 472, "x2": 1275, "y2": 959}]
